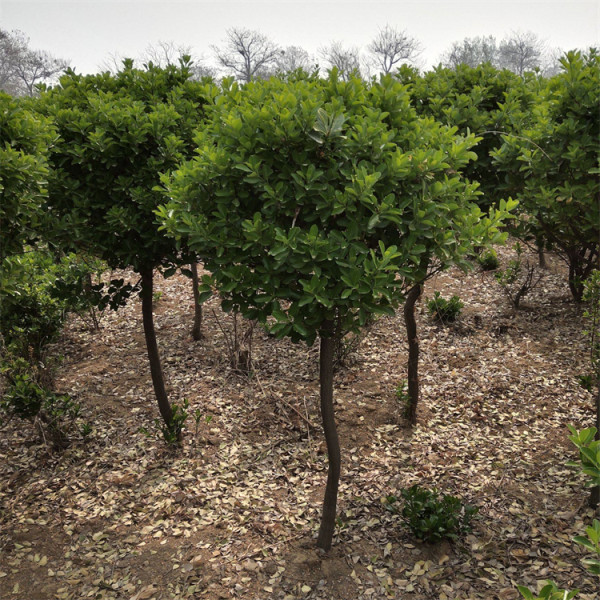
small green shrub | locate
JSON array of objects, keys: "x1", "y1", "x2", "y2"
[
  {"x1": 477, "y1": 249, "x2": 499, "y2": 271},
  {"x1": 426, "y1": 292, "x2": 464, "y2": 323},
  {"x1": 573, "y1": 519, "x2": 600, "y2": 575},
  {"x1": 567, "y1": 425, "x2": 600, "y2": 491},
  {"x1": 1, "y1": 250, "x2": 107, "y2": 361},
  {"x1": 494, "y1": 242, "x2": 543, "y2": 309},
  {"x1": 577, "y1": 374, "x2": 595, "y2": 392},
  {"x1": 140, "y1": 399, "x2": 189, "y2": 445},
  {"x1": 517, "y1": 582, "x2": 578, "y2": 600},
  {"x1": 385, "y1": 484, "x2": 478, "y2": 543},
  {"x1": 0, "y1": 368, "x2": 82, "y2": 449}
]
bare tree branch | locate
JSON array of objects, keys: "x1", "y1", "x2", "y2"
[
  {"x1": 0, "y1": 28, "x2": 67, "y2": 96},
  {"x1": 212, "y1": 28, "x2": 280, "y2": 82},
  {"x1": 367, "y1": 25, "x2": 422, "y2": 74},
  {"x1": 499, "y1": 30, "x2": 545, "y2": 75},
  {"x1": 319, "y1": 41, "x2": 362, "y2": 81}
]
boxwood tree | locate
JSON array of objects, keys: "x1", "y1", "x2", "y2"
[
  {"x1": 0, "y1": 92, "x2": 56, "y2": 286},
  {"x1": 402, "y1": 62, "x2": 537, "y2": 210},
  {"x1": 159, "y1": 72, "x2": 513, "y2": 550},
  {"x1": 492, "y1": 50, "x2": 599, "y2": 301},
  {"x1": 38, "y1": 59, "x2": 216, "y2": 433}
]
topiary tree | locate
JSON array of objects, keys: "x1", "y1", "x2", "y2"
[
  {"x1": 0, "y1": 92, "x2": 56, "y2": 283},
  {"x1": 38, "y1": 59, "x2": 215, "y2": 434},
  {"x1": 402, "y1": 62, "x2": 538, "y2": 211},
  {"x1": 492, "y1": 49, "x2": 599, "y2": 301},
  {"x1": 159, "y1": 72, "x2": 513, "y2": 549}
]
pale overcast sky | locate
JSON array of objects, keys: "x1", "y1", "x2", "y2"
[{"x1": 1, "y1": 0, "x2": 598, "y2": 75}]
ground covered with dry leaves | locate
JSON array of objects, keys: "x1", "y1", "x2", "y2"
[{"x1": 1, "y1": 245, "x2": 598, "y2": 600}]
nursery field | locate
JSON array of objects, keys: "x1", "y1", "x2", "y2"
[{"x1": 0, "y1": 244, "x2": 597, "y2": 600}]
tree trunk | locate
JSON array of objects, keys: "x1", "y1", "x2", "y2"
[
  {"x1": 404, "y1": 284, "x2": 422, "y2": 426},
  {"x1": 190, "y1": 262, "x2": 203, "y2": 341},
  {"x1": 568, "y1": 261, "x2": 584, "y2": 303},
  {"x1": 538, "y1": 247, "x2": 547, "y2": 270},
  {"x1": 140, "y1": 268, "x2": 173, "y2": 426},
  {"x1": 316, "y1": 320, "x2": 341, "y2": 552}
]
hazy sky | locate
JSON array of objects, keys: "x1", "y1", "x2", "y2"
[{"x1": 1, "y1": 0, "x2": 599, "y2": 74}]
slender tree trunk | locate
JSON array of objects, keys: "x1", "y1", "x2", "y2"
[
  {"x1": 190, "y1": 263, "x2": 203, "y2": 341},
  {"x1": 537, "y1": 247, "x2": 547, "y2": 270},
  {"x1": 140, "y1": 268, "x2": 173, "y2": 426},
  {"x1": 404, "y1": 284, "x2": 422, "y2": 426},
  {"x1": 316, "y1": 320, "x2": 341, "y2": 552},
  {"x1": 568, "y1": 261, "x2": 584, "y2": 303}
]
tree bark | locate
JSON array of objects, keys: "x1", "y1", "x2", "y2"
[
  {"x1": 404, "y1": 284, "x2": 422, "y2": 426},
  {"x1": 568, "y1": 261, "x2": 584, "y2": 303},
  {"x1": 190, "y1": 262, "x2": 203, "y2": 341},
  {"x1": 537, "y1": 247, "x2": 547, "y2": 270},
  {"x1": 140, "y1": 268, "x2": 173, "y2": 426},
  {"x1": 316, "y1": 320, "x2": 341, "y2": 551}
]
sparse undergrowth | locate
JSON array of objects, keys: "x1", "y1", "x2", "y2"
[{"x1": 0, "y1": 248, "x2": 597, "y2": 600}]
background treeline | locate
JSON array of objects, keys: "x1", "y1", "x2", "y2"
[
  {"x1": 0, "y1": 30, "x2": 598, "y2": 597},
  {"x1": 0, "y1": 25, "x2": 570, "y2": 94}
]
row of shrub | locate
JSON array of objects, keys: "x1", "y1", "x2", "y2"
[{"x1": 0, "y1": 50, "x2": 598, "y2": 558}]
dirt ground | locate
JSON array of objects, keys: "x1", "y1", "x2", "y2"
[{"x1": 0, "y1": 245, "x2": 598, "y2": 600}]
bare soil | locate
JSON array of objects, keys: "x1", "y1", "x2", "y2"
[{"x1": 0, "y1": 245, "x2": 598, "y2": 600}]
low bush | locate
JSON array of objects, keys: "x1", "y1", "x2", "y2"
[
  {"x1": 1, "y1": 249, "x2": 106, "y2": 362},
  {"x1": 494, "y1": 242, "x2": 543, "y2": 309},
  {"x1": 140, "y1": 398, "x2": 190, "y2": 445},
  {"x1": 477, "y1": 249, "x2": 499, "y2": 271},
  {"x1": 385, "y1": 484, "x2": 478, "y2": 543},
  {"x1": 426, "y1": 292, "x2": 464, "y2": 323},
  {"x1": 0, "y1": 361, "x2": 84, "y2": 450}
]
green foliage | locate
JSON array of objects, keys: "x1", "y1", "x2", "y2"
[
  {"x1": 573, "y1": 519, "x2": 600, "y2": 576},
  {"x1": 159, "y1": 73, "x2": 514, "y2": 346},
  {"x1": 0, "y1": 92, "x2": 56, "y2": 264},
  {"x1": 517, "y1": 425, "x2": 600, "y2": 598},
  {"x1": 567, "y1": 425, "x2": 600, "y2": 489},
  {"x1": 426, "y1": 291, "x2": 464, "y2": 323},
  {"x1": 403, "y1": 63, "x2": 537, "y2": 209},
  {"x1": 385, "y1": 484, "x2": 478, "y2": 543},
  {"x1": 582, "y1": 270, "x2": 600, "y2": 385},
  {"x1": 0, "y1": 249, "x2": 106, "y2": 361},
  {"x1": 477, "y1": 248, "x2": 499, "y2": 270},
  {"x1": 577, "y1": 374, "x2": 595, "y2": 392},
  {"x1": 0, "y1": 365, "x2": 82, "y2": 449},
  {"x1": 492, "y1": 50, "x2": 600, "y2": 301},
  {"x1": 37, "y1": 60, "x2": 216, "y2": 274},
  {"x1": 518, "y1": 582, "x2": 578, "y2": 600},
  {"x1": 494, "y1": 242, "x2": 542, "y2": 309},
  {"x1": 141, "y1": 399, "x2": 189, "y2": 445}
]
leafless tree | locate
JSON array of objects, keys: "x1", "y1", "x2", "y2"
[
  {"x1": 319, "y1": 41, "x2": 362, "y2": 81},
  {"x1": 141, "y1": 40, "x2": 216, "y2": 79},
  {"x1": 100, "y1": 41, "x2": 215, "y2": 79},
  {"x1": 441, "y1": 35, "x2": 499, "y2": 69},
  {"x1": 367, "y1": 25, "x2": 422, "y2": 74},
  {"x1": 275, "y1": 45, "x2": 315, "y2": 74},
  {"x1": 212, "y1": 28, "x2": 281, "y2": 82},
  {"x1": 0, "y1": 28, "x2": 67, "y2": 96},
  {"x1": 499, "y1": 30, "x2": 545, "y2": 75},
  {"x1": 140, "y1": 40, "x2": 193, "y2": 67}
]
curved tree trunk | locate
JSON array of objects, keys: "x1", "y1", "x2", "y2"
[
  {"x1": 190, "y1": 262, "x2": 203, "y2": 341},
  {"x1": 316, "y1": 320, "x2": 341, "y2": 552},
  {"x1": 140, "y1": 268, "x2": 173, "y2": 426},
  {"x1": 404, "y1": 284, "x2": 423, "y2": 426},
  {"x1": 568, "y1": 261, "x2": 584, "y2": 303}
]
